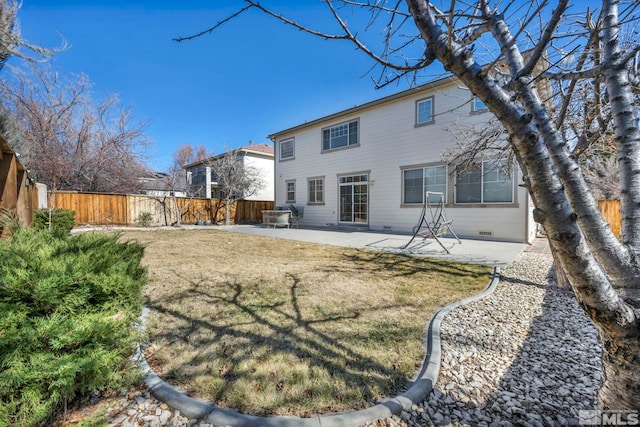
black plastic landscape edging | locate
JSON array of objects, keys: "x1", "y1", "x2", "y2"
[{"x1": 134, "y1": 267, "x2": 502, "y2": 427}]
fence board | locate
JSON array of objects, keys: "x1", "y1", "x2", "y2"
[
  {"x1": 598, "y1": 199, "x2": 621, "y2": 239},
  {"x1": 236, "y1": 200, "x2": 273, "y2": 223},
  {"x1": 50, "y1": 191, "x2": 273, "y2": 226}
]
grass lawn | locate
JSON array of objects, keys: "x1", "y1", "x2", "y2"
[{"x1": 119, "y1": 229, "x2": 491, "y2": 417}]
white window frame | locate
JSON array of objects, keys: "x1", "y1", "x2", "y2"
[
  {"x1": 279, "y1": 138, "x2": 295, "y2": 161},
  {"x1": 285, "y1": 180, "x2": 296, "y2": 203},
  {"x1": 322, "y1": 119, "x2": 359, "y2": 152},
  {"x1": 416, "y1": 97, "x2": 434, "y2": 125},
  {"x1": 455, "y1": 160, "x2": 514, "y2": 204},
  {"x1": 472, "y1": 96, "x2": 488, "y2": 113},
  {"x1": 402, "y1": 164, "x2": 447, "y2": 205},
  {"x1": 307, "y1": 177, "x2": 324, "y2": 205}
]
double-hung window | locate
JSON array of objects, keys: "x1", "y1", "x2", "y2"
[
  {"x1": 308, "y1": 177, "x2": 324, "y2": 204},
  {"x1": 322, "y1": 120, "x2": 358, "y2": 151},
  {"x1": 286, "y1": 180, "x2": 296, "y2": 203},
  {"x1": 416, "y1": 97, "x2": 434, "y2": 125},
  {"x1": 403, "y1": 165, "x2": 447, "y2": 204},
  {"x1": 280, "y1": 138, "x2": 294, "y2": 160},
  {"x1": 455, "y1": 160, "x2": 513, "y2": 204}
]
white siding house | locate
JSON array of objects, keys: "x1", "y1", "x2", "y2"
[
  {"x1": 268, "y1": 77, "x2": 536, "y2": 243},
  {"x1": 184, "y1": 143, "x2": 274, "y2": 201}
]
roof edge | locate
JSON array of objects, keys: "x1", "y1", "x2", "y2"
[
  {"x1": 183, "y1": 146, "x2": 274, "y2": 169},
  {"x1": 267, "y1": 75, "x2": 458, "y2": 141}
]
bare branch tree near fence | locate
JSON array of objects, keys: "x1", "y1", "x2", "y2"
[
  {"x1": 207, "y1": 146, "x2": 265, "y2": 226},
  {"x1": 179, "y1": 0, "x2": 640, "y2": 411},
  {"x1": 0, "y1": 65, "x2": 151, "y2": 193}
]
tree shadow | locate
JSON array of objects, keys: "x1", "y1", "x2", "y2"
[
  {"x1": 339, "y1": 249, "x2": 489, "y2": 279},
  {"x1": 420, "y1": 258, "x2": 601, "y2": 425},
  {"x1": 144, "y1": 270, "x2": 415, "y2": 415}
]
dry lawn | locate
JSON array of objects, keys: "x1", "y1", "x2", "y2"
[{"x1": 119, "y1": 229, "x2": 491, "y2": 417}]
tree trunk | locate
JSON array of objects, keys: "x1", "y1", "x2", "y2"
[
  {"x1": 405, "y1": 0, "x2": 640, "y2": 409},
  {"x1": 598, "y1": 326, "x2": 640, "y2": 410},
  {"x1": 551, "y1": 249, "x2": 572, "y2": 291},
  {"x1": 225, "y1": 197, "x2": 231, "y2": 226}
]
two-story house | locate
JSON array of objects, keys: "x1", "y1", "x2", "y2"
[
  {"x1": 184, "y1": 142, "x2": 274, "y2": 201},
  {"x1": 268, "y1": 76, "x2": 536, "y2": 243}
]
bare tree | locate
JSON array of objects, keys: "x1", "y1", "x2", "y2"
[
  {"x1": 0, "y1": 0, "x2": 63, "y2": 72},
  {"x1": 584, "y1": 154, "x2": 621, "y2": 201},
  {"x1": 208, "y1": 146, "x2": 265, "y2": 226},
  {"x1": 181, "y1": 0, "x2": 640, "y2": 410},
  {"x1": 166, "y1": 143, "x2": 210, "y2": 226},
  {"x1": 0, "y1": 65, "x2": 151, "y2": 193}
]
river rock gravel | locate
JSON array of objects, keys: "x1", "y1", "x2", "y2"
[
  {"x1": 393, "y1": 252, "x2": 601, "y2": 427},
  {"x1": 60, "y1": 251, "x2": 601, "y2": 427}
]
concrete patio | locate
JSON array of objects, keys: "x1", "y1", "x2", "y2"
[{"x1": 215, "y1": 225, "x2": 528, "y2": 267}]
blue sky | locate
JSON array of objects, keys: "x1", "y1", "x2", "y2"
[{"x1": 16, "y1": 1, "x2": 439, "y2": 172}]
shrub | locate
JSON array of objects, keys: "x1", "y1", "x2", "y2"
[
  {"x1": 135, "y1": 212, "x2": 154, "y2": 227},
  {"x1": 0, "y1": 230, "x2": 147, "y2": 427},
  {"x1": 33, "y1": 208, "x2": 76, "y2": 238},
  {"x1": 0, "y1": 208, "x2": 21, "y2": 237}
]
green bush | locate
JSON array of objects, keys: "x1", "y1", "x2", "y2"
[
  {"x1": 33, "y1": 208, "x2": 76, "y2": 238},
  {"x1": 135, "y1": 212, "x2": 154, "y2": 227},
  {"x1": 0, "y1": 230, "x2": 147, "y2": 427}
]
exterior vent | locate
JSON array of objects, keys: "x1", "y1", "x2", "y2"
[
  {"x1": 479, "y1": 231, "x2": 493, "y2": 236},
  {"x1": 383, "y1": 226, "x2": 392, "y2": 230}
]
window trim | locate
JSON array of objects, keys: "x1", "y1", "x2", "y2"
[
  {"x1": 337, "y1": 172, "x2": 369, "y2": 225},
  {"x1": 454, "y1": 160, "x2": 514, "y2": 205},
  {"x1": 401, "y1": 163, "x2": 448, "y2": 206},
  {"x1": 471, "y1": 96, "x2": 488, "y2": 114},
  {"x1": 307, "y1": 176, "x2": 325, "y2": 205},
  {"x1": 279, "y1": 137, "x2": 295, "y2": 161},
  {"x1": 321, "y1": 119, "x2": 359, "y2": 152},
  {"x1": 415, "y1": 96, "x2": 435, "y2": 126},
  {"x1": 285, "y1": 179, "x2": 296, "y2": 204}
]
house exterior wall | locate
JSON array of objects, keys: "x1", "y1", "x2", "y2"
[
  {"x1": 272, "y1": 79, "x2": 535, "y2": 243},
  {"x1": 184, "y1": 150, "x2": 274, "y2": 202},
  {"x1": 243, "y1": 154, "x2": 274, "y2": 201}
]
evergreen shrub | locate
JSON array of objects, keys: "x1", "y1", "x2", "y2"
[
  {"x1": 33, "y1": 208, "x2": 76, "y2": 238},
  {"x1": 0, "y1": 230, "x2": 147, "y2": 426},
  {"x1": 135, "y1": 212, "x2": 154, "y2": 227}
]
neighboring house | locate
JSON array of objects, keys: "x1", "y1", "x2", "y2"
[
  {"x1": 268, "y1": 76, "x2": 536, "y2": 243},
  {"x1": 183, "y1": 142, "x2": 274, "y2": 201},
  {"x1": 137, "y1": 171, "x2": 187, "y2": 197}
]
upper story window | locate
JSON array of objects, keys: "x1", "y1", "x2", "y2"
[
  {"x1": 455, "y1": 160, "x2": 513, "y2": 204},
  {"x1": 403, "y1": 164, "x2": 447, "y2": 205},
  {"x1": 416, "y1": 97, "x2": 434, "y2": 125},
  {"x1": 280, "y1": 138, "x2": 294, "y2": 160},
  {"x1": 190, "y1": 166, "x2": 207, "y2": 185},
  {"x1": 472, "y1": 96, "x2": 488, "y2": 113},
  {"x1": 322, "y1": 119, "x2": 358, "y2": 152}
]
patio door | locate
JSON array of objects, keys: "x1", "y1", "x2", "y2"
[{"x1": 339, "y1": 174, "x2": 368, "y2": 224}]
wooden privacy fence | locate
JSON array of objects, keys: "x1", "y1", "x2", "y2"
[
  {"x1": 598, "y1": 199, "x2": 621, "y2": 239},
  {"x1": 51, "y1": 191, "x2": 273, "y2": 227},
  {"x1": 1, "y1": 134, "x2": 40, "y2": 237}
]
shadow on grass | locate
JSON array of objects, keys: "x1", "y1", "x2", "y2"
[
  {"x1": 145, "y1": 271, "x2": 417, "y2": 415},
  {"x1": 339, "y1": 250, "x2": 489, "y2": 279}
]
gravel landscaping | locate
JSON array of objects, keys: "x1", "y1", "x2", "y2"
[
  {"x1": 85, "y1": 251, "x2": 601, "y2": 427},
  {"x1": 392, "y1": 252, "x2": 600, "y2": 427}
]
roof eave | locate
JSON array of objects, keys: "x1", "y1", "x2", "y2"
[{"x1": 267, "y1": 75, "x2": 457, "y2": 141}]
